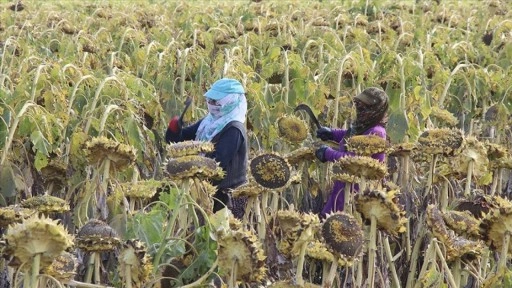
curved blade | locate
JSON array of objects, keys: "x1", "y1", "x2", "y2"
[
  {"x1": 294, "y1": 104, "x2": 321, "y2": 129},
  {"x1": 178, "y1": 97, "x2": 192, "y2": 127}
]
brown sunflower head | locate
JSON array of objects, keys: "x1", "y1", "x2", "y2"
[
  {"x1": 285, "y1": 146, "x2": 316, "y2": 165},
  {"x1": 21, "y1": 195, "x2": 70, "y2": 214},
  {"x1": 332, "y1": 156, "x2": 387, "y2": 181},
  {"x1": 416, "y1": 128, "x2": 464, "y2": 156},
  {"x1": 250, "y1": 152, "x2": 291, "y2": 189},
  {"x1": 430, "y1": 106, "x2": 459, "y2": 127},
  {"x1": 76, "y1": 219, "x2": 121, "y2": 252},
  {"x1": 346, "y1": 135, "x2": 387, "y2": 156},
  {"x1": 322, "y1": 212, "x2": 364, "y2": 262},
  {"x1": 84, "y1": 136, "x2": 137, "y2": 171},
  {"x1": 163, "y1": 155, "x2": 224, "y2": 180}
]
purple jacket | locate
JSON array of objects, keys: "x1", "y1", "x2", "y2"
[{"x1": 321, "y1": 125, "x2": 386, "y2": 217}]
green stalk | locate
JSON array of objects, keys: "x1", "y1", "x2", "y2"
[
  {"x1": 452, "y1": 259, "x2": 461, "y2": 288},
  {"x1": 325, "y1": 256, "x2": 339, "y2": 288},
  {"x1": 384, "y1": 236, "x2": 401, "y2": 288},
  {"x1": 322, "y1": 261, "x2": 330, "y2": 287},
  {"x1": 124, "y1": 264, "x2": 132, "y2": 288},
  {"x1": 343, "y1": 183, "x2": 352, "y2": 214},
  {"x1": 98, "y1": 104, "x2": 120, "y2": 136},
  {"x1": 178, "y1": 48, "x2": 189, "y2": 100},
  {"x1": 94, "y1": 252, "x2": 101, "y2": 284},
  {"x1": 406, "y1": 226, "x2": 426, "y2": 288},
  {"x1": 85, "y1": 252, "x2": 96, "y2": 283},
  {"x1": 295, "y1": 226, "x2": 312, "y2": 286},
  {"x1": 440, "y1": 179, "x2": 449, "y2": 212},
  {"x1": 438, "y1": 64, "x2": 471, "y2": 108},
  {"x1": 84, "y1": 76, "x2": 120, "y2": 134},
  {"x1": 229, "y1": 259, "x2": 238, "y2": 288},
  {"x1": 426, "y1": 154, "x2": 438, "y2": 195},
  {"x1": 283, "y1": 50, "x2": 289, "y2": 106},
  {"x1": 498, "y1": 232, "x2": 510, "y2": 271},
  {"x1": 30, "y1": 64, "x2": 47, "y2": 102},
  {"x1": 368, "y1": 215, "x2": 377, "y2": 288}
]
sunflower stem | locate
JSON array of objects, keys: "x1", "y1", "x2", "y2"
[
  {"x1": 384, "y1": 236, "x2": 401, "y2": 288},
  {"x1": 85, "y1": 252, "x2": 95, "y2": 283},
  {"x1": 295, "y1": 240, "x2": 308, "y2": 286},
  {"x1": 433, "y1": 241, "x2": 457, "y2": 288},
  {"x1": 368, "y1": 214, "x2": 377, "y2": 288},
  {"x1": 124, "y1": 264, "x2": 132, "y2": 288},
  {"x1": 440, "y1": 179, "x2": 449, "y2": 212},
  {"x1": 94, "y1": 252, "x2": 101, "y2": 284},
  {"x1": 464, "y1": 160, "x2": 474, "y2": 197},
  {"x1": 229, "y1": 259, "x2": 238, "y2": 288},
  {"x1": 405, "y1": 224, "x2": 425, "y2": 288},
  {"x1": 426, "y1": 154, "x2": 438, "y2": 195},
  {"x1": 498, "y1": 232, "x2": 510, "y2": 271},
  {"x1": 325, "y1": 256, "x2": 339, "y2": 288},
  {"x1": 344, "y1": 183, "x2": 352, "y2": 214},
  {"x1": 452, "y1": 258, "x2": 461, "y2": 288},
  {"x1": 322, "y1": 261, "x2": 330, "y2": 287},
  {"x1": 30, "y1": 253, "x2": 41, "y2": 288},
  {"x1": 414, "y1": 240, "x2": 435, "y2": 288}
]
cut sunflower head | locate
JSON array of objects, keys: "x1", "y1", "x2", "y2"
[
  {"x1": 76, "y1": 219, "x2": 121, "y2": 252},
  {"x1": 322, "y1": 212, "x2": 364, "y2": 264},
  {"x1": 118, "y1": 239, "x2": 153, "y2": 287},
  {"x1": 346, "y1": 135, "x2": 387, "y2": 156},
  {"x1": 163, "y1": 155, "x2": 224, "y2": 181},
  {"x1": 166, "y1": 140, "x2": 214, "y2": 158},
  {"x1": 250, "y1": 152, "x2": 291, "y2": 190},
  {"x1": 5, "y1": 214, "x2": 74, "y2": 270},
  {"x1": 84, "y1": 136, "x2": 137, "y2": 171},
  {"x1": 21, "y1": 195, "x2": 70, "y2": 214},
  {"x1": 332, "y1": 156, "x2": 387, "y2": 181},
  {"x1": 277, "y1": 114, "x2": 309, "y2": 143},
  {"x1": 285, "y1": 146, "x2": 316, "y2": 166},
  {"x1": 217, "y1": 229, "x2": 267, "y2": 283},
  {"x1": 354, "y1": 189, "x2": 407, "y2": 236},
  {"x1": 416, "y1": 128, "x2": 465, "y2": 156}
]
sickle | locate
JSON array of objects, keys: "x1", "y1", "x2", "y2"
[
  {"x1": 294, "y1": 104, "x2": 321, "y2": 129},
  {"x1": 178, "y1": 97, "x2": 192, "y2": 127}
]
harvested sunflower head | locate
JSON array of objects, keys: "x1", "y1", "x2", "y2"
[
  {"x1": 76, "y1": 219, "x2": 121, "y2": 252},
  {"x1": 442, "y1": 209, "x2": 481, "y2": 238},
  {"x1": 84, "y1": 136, "x2": 136, "y2": 171},
  {"x1": 416, "y1": 128, "x2": 464, "y2": 156},
  {"x1": 332, "y1": 156, "x2": 387, "y2": 181},
  {"x1": 285, "y1": 146, "x2": 316, "y2": 165},
  {"x1": 5, "y1": 214, "x2": 74, "y2": 270},
  {"x1": 217, "y1": 229, "x2": 267, "y2": 283},
  {"x1": 322, "y1": 212, "x2": 364, "y2": 264},
  {"x1": 277, "y1": 114, "x2": 309, "y2": 143},
  {"x1": 250, "y1": 152, "x2": 291, "y2": 189},
  {"x1": 163, "y1": 155, "x2": 224, "y2": 180},
  {"x1": 118, "y1": 239, "x2": 153, "y2": 287},
  {"x1": 21, "y1": 195, "x2": 70, "y2": 214},
  {"x1": 354, "y1": 189, "x2": 407, "y2": 236},
  {"x1": 166, "y1": 140, "x2": 214, "y2": 158},
  {"x1": 346, "y1": 135, "x2": 387, "y2": 156},
  {"x1": 430, "y1": 106, "x2": 459, "y2": 127}
]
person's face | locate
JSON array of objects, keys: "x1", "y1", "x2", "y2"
[{"x1": 206, "y1": 98, "x2": 220, "y2": 106}]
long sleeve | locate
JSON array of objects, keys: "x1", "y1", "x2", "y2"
[
  {"x1": 324, "y1": 125, "x2": 386, "y2": 162},
  {"x1": 165, "y1": 119, "x2": 202, "y2": 143}
]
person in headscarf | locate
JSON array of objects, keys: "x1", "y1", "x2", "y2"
[
  {"x1": 166, "y1": 78, "x2": 248, "y2": 219},
  {"x1": 314, "y1": 87, "x2": 389, "y2": 217}
]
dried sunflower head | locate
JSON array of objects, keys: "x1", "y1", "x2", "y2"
[
  {"x1": 250, "y1": 152, "x2": 291, "y2": 189},
  {"x1": 354, "y1": 189, "x2": 407, "y2": 236},
  {"x1": 427, "y1": 205, "x2": 484, "y2": 262},
  {"x1": 268, "y1": 280, "x2": 322, "y2": 288},
  {"x1": 448, "y1": 136, "x2": 489, "y2": 183},
  {"x1": 166, "y1": 140, "x2": 214, "y2": 158},
  {"x1": 163, "y1": 155, "x2": 224, "y2": 180},
  {"x1": 430, "y1": 106, "x2": 459, "y2": 127},
  {"x1": 217, "y1": 229, "x2": 267, "y2": 283},
  {"x1": 0, "y1": 205, "x2": 34, "y2": 228},
  {"x1": 306, "y1": 241, "x2": 351, "y2": 267},
  {"x1": 21, "y1": 195, "x2": 70, "y2": 214},
  {"x1": 119, "y1": 239, "x2": 153, "y2": 287},
  {"x1": 442, "y1": 210, "x2": 481, "y2": 238},
  {"x1": 189, "y1": 179, "x2": 217, "y2": 213},
  {"x1": 43, "y1": 251, "x2": 78, "y2": 283},
  {"x1": 388, "y1": 142, "x2": 416, "y2": 157},
  {"x1": 76, "y1": 219, "x2": 121, "y2": 252},
  {"x1": 41, "y1": 160, "x2": 68, "y2": 190},
  {"x1": 480, "y1": 205, "x2": 512, "y2": 255},
  {"x1": 277, "y1": 114, "x2": 309, "y2": 143},
  {"x1": 332, "y1": 156, "x2": 387, "y2": 181},
  {"x1": 322, "y1": 212, "x2": 364, "y2": 264},
  {"x1": 116, "y1": 179, "x2": 163, "y2": 200},
  {"x1": 5, "y1": 214, "x2": 74, "y2": 270},
  {"x1": 346, "y1": 135, "x2": 387, "y2": 156},
  {"x1": 84, "y1": 136, "x2": 137, "y2": 171},
  {"x1": 416, "y1": 128, "x2": 464, "y2": 156},
  {"x1": 285, "y1": 146, "x2": 316, "y2": 166},
  {"x1": 231, "y1": 181, "x2": 265, "y2": 198}
]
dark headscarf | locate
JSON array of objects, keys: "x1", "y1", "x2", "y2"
[{"x1": 346, "y1": 87, "x2": 389, "y2": 138}]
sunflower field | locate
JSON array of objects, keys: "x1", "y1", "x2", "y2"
[{"x1": 1, "y1": 0, "x2": 512, "y2": 287}]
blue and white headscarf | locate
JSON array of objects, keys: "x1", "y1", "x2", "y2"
[{"x1": 196, "y1": 93, "x2": 247, "y2": 141}]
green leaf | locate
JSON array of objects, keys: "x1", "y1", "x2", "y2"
[
  {"x1": 34, "y1": 150, "x2": 49, "y2": 171},
  {"x1": 0, "y1": 164, "x2": 17, "y2": 204},
  {"x1": 30, "y1": 130, "x2": 50, "y2": 156},
  {"x1": 387, "y1": 110, "x2": 409, "y2": 143}
]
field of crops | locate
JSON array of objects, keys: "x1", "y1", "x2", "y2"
[{"x1": 1, "y1": 0, "x2": 512, "y2": 287}]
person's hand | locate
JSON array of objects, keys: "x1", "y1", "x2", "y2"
[
  {"x1": 168, "y1": 116, "x2": 181, "y2": 133},
  {"x1": 315, "y1": 145, "x2": 329, "y2": 163},
  {"x1": 316, "y1": 126, "x2": 333, "y2": 141}
]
